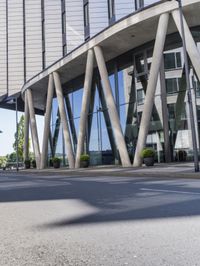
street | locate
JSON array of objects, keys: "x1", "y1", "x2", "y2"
[{"x1": 1, "y1": 172, "x2": 200, "y2": 265}]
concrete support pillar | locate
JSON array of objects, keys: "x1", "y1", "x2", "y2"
[
  {"x1": 53, "y1": 71, "x2": 75, "y2": 168},
  {"x1": 97, "y1": 80, "x2": 119, "y2": 162},
  {"x1": 41, "y1": 74, "x2": 54, "y2": 169},
  {"x1": 52, "y1": 112, "x2": 60, "y2": 157},
  {"x1": 160, "y1": 56, "x2": 171, "y2": 163},
  {"x1": 24, "y1": 90, "x2": 30, "y2": 161},
  {"x1": 172, "y1": 10, "x2": 200, "y2": 82},
  {"x1": 27, "y1": 89, "x2": 41, "y2": 169},
  {"x1": 125, "y1": 73, "x2": 138, "y2": 142},
  {"x1": 87, "y1": 81, "x2": 96, "y2": 143},
  {"x1": 75, "y1": 49, "x2": 94, "y2": 168},
  {"x1": 175, "y1": 70, "x2": 186, "y2": 128},
  {"x1": 65, "y1": 95, "x2": 77, "y2": 152},
  {"x1": 94, "y1": 46, "x2": 131, "y2": 167},
  {"x1": 133, "y1": 13, "x2": 169, "y2": 167},
  {"x1": 49, "y1": 129, "x2": 54, "y2": 157},
  {"x1": 190, "y1": 70, "x2": 199, "y2": 149}
]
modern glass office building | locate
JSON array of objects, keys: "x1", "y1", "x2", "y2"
[{"x1": 0, "y1": 0, "x2": 200, "y2": 169}]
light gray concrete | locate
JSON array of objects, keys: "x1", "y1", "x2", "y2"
[
  {"x1": 41, "y1": 74, "x2": 54, "y2": 169},
  {"x1": 27, "y1": 89, "x2": 41, "y2": 169},
  {"x1": 48, "y1": 129, "x2": 54, "y2": 158},
  {"x1": 133, "y1": 13, "x2": 169, "y2": 167},
  {"x1": 24, "y1": 91, "x2": 30, "y2": 161},
  {"x1": 75, "y1": 49, "x2": 94, "y2": 168},
  {"x1": 53, "y1": 71, "x2": 75, "y2": 169},
  {"x1": 172, "y1": 8, "x2": 200, "y2": 83},
  {"x1": 1, "y1": 173, "x2": 200, "y2": 266},
  {"x1": 94, "y1": 45, "x2": 131, "y2": 167}
]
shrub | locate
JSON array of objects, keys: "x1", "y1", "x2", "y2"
[
  {"x1": 52, "y1": 157, "x2": 61, "y2": 168},
  {"x1": 80, "y1": 154, "x2": 90, "y2": 161},
  {"x1": 24, "y1": 159, "x2": 31, "y2": 169},
  {"x1": 141, "y1": 148, "x2": 155, "y2": 158},
  {"x1": 31, "y1": 159, "x2": 36, "y2": 168},
  {"x1": 52, "y1": 157, "x2": 61, "y2": 163},
  {"x1": 49, "y1": 158, "x2": 53, "y2": 167}
]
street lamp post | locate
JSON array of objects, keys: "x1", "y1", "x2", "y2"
[
  {"x1": 15, "y1": 97, "x2": 19, "y2": 171},
  {"x1": 171, "y1": 0, "x2": 199, "y2": 171}
]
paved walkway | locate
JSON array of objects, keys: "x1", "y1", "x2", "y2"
[{"x1": 2, "y1": 162, "x2": 200, "y2": 179}]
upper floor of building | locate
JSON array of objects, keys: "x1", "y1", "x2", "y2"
[{"x1": 0, "y1": 0, "x2": 161, "y2": 98}]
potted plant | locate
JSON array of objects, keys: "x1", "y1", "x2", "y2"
[
  {"x1": 24, "y1": 159, "x2": 31, "y2": 169},
  {"x1": 49, "y1": 158, "x2": 53, "y2": 167},
  {"x1": 31, "y1": 159, "x2": 36, "y2": 168},
  {"x1": 177, "y1": 150, "x2": 187, "y2": 162},
  {"x1": 80, "y1": 154, "x2": 90, "y2": 168},
  {"x1": 141, "y1": 148, "x2": 155, "y2": 166},
  {"x1": 52, "y1": 157, "x2": 61, "y2": 168}
]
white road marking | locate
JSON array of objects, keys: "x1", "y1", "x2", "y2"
[{"x1": 141, "y1": 188, "x2": 200, "y2": 196}]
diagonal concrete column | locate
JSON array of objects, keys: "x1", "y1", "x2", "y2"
[
  {"x1": 24, "y1": 90, "x2": 30, "y2": 161},
  {"x1": 175, "y1": 70, "x2": 186, "y2": 131},
  {"x1": 49, "y1": 128, "x2": 54, "y2": 157},
  {"x1": 75, "y1": 49, "x2": 94, "y2": 168},
  {"x1": 172, "y1": 10, "x2": 200, "y2": 82},
  {"x1": 133, "y1": 13, "x2": 169, "y2": 167},
  {"x1": 65, "y1": 94, "x2": 77, "y2": 152},
  {"x1": 97, "y1": 79, "x2": 119, "y2": 162},
  {"x1": 87, "y1": 80, "x2": 96, "y2": 143},
  {"x1": 26, "y1": 89, "x2": 41, "y2": 169},
  {"x1": 41, "y1": 74, "x2": 54, "y2": 169},
  {"x1": 53, "y1": 71, "x2": 75, "y2": 168},
  {"x1": 52, "y1": 111, "x2": 60, "y2": 157},
  {"x1": 125, "y1": 72, "x2": 138, "y2": 142},
  {"x1": 160, "y1": 56, "x2": 171, "y2": 163},
  {"x1": 94, "y1": 46, "x2": 131, "y2": 167}
]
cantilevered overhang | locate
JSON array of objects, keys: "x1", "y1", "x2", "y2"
[{"x1": 21, "y1": 0, "x2": 200, "y2": 110}]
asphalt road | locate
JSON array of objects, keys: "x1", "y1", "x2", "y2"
[{"x1": 1, "y1": 173, "x2": 200, "y2": 266}]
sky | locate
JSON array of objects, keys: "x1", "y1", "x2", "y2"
[{"x1": 0, "y1": 108, "x2": 44, "y2": 156}]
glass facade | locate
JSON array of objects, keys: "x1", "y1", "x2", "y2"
[{"x1": 49, "y1": 31, "x2": 200, "y2": 167}]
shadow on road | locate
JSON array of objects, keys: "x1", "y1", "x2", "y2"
[{"x1": 1, "y1": 174, "x2": 200, "y2": 227}]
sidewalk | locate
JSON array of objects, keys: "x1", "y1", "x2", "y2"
[{"x1": 2, "y1": 162, "x2": 200, "y2": 179}]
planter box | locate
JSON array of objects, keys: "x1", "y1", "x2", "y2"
[
  {"x1": 144, "y1": 157, "x2": 154, "y2": 166},
  {"x1": 24, "y1": 161, "x2": 31, "y2": 169},
  {"x1": 53, "y1": 161, "x2": 60, "y2": 168},
  {"x1": 80, "y1": 160, "x2": 89, "y2": 168}
]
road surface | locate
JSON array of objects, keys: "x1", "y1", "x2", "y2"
[{"x1": 0, "y1": 172, "x2": 200, "y2": 265}]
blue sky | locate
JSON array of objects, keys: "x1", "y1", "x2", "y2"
[{"x1": 0, "y1": 108, "x2": 43, "y2": 156}]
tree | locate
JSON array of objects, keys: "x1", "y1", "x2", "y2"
[
  {"x1": 0, "y1": 156, "x2": 7, "y2": 168},
  {"x1": 13, "y1": 115, "x2": 27, "y2": 161},
  {"x1": 6, "y1": 152, "x2": 16, "y2": 162}
]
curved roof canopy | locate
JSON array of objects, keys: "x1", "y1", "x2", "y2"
[{"x1": 21, "y1": 0, "x2": 200, "y2": 110}]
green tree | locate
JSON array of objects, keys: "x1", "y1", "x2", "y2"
[
  {"x1": 13, "y1": 115, "x2": 27, "y2": 161},
  {"x1": 0, "y1": 156, "x2": 7, "y2": 168},
  {"x1": 7, "y1": 152, "x2": 17, "y2": 162}
]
